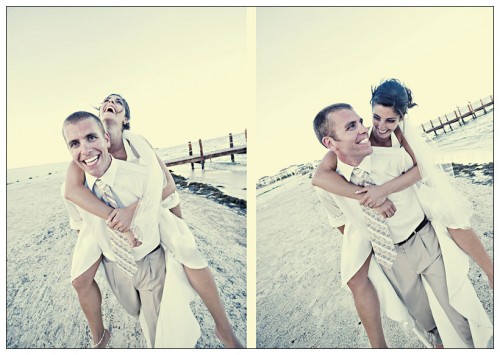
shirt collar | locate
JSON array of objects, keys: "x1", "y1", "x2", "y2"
[
  {"x1": 85, "y1": 155, "x2": 117, "y2": 190},
  {"x1": 337, "y1": 154, "x2": 372, "y2": 180}
]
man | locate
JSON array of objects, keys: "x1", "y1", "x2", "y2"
[
  {"x1": 312, "y1": 103, "x2": 492, "y2": 348},
  {"x1": 313, "y1": 188, "x2": 390, "y2": 348},
  {"x1": 62, "y1": 111, "x2": 199, "y2": 348}
]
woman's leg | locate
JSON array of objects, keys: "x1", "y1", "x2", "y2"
[
  {"x1": 184, "y1": 266, "x2": 243, "y2": 348},
  {"x1": 448, "y1": 228, "x2": 493, "y2": 288},
  {"x1": 72, "y1": 256, "x2": 110, "y2": 348},
  {"x1": 347, "y1": 254, "x2": 387, "y2": 348}
]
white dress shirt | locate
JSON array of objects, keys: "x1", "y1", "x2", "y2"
[
  {"x1": 83, "y1": 157, "x2": 161, "y2": 262},
  {"x1": 337, "y1": 147, "x2": 424, "y2": 244},
  {"x1": 63, "y1": 154, "x2": 200, "y2": 348},
  {"x1": 315, "y1": 130, "x2": 492, "y2": 347}
]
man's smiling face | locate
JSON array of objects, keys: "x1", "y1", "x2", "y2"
[
  {"x1": 63, "y1": 117, "x2": 111, "y2": 178},
  {"x1": 323, "y1": 108, "x2": 373, "y2": 165}
]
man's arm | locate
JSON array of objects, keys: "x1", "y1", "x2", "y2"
[
  {"x1": 314, "y1": 186, "x2": 347, "y2": 231},
  {"x1": 61, "y1": 182, "x2": 84, "y2": 232}
]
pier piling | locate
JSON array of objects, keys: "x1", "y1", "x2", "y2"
[
  {"x1": 164, "y1": 131, "x2": 247, "y2": 170},
  {"x1": 421, "y1": 96, "x2": 493, "y2": 136},
  {"x1": 229, "y1": 133, "x2": 235, "y2": 162}
]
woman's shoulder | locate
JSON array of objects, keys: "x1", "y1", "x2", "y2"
[
  {"x1": 123, "y1": 130, "x2": 148, "y2": 143},
  {"x1": 122, "y1": 131, "x2": 147, "y2": 160},
  {"x1": 124, "y1": 131, "x2": 154, "y2": 150},
  {"x1": 123, "y1": 131, "x2": 159, "y2": 163}
]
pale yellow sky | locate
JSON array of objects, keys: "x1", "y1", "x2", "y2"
[
  {"x1": 7, "y1": 7, "x2": 250, "y2": 169},
  {"x1": 5, "y1": 6, "x2": 494, "y2": 178},
  {"x1": 256, "y1": 7, "x2": 493, "y2": 179}
]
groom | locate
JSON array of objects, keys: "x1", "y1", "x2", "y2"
[
  {"x1": 312, "y1": 103, "x2": 492, "y2": 348},
  {"x1": 62, "y1": 111, "x2": 167, "y2": 347}
]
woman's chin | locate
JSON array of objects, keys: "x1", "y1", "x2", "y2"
[{"x1": 373, "y1": 130, "x2": 391, "y2": 141}]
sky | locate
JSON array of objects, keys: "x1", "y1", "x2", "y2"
[
  {"x1": 256, "y1": 6, "x2": 493, "y2": 179},
  {"x1": 5, "y1": 6, "x2": 494, "y2": 179},
  {"x1": 7, "y1": 7, "x2": 252, "y2": 169}
]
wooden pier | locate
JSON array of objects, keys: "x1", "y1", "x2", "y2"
[
  {"x1": 164, "y1": 130, "x2": 247, "y2": 170},
  {"x1": 421, "y1": 96, "x2": 493, "y2": 136}
]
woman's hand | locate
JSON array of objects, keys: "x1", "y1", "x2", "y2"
[
  {"x1": 373, "y1": 199, "x2": 397, "y2": 219},
  {"x1": 356, "y1": 185, "x2": 388, "y2": 208},
  {"x1": 107, "y1": 203, "x2": 137, "y2": 232},
  {"x1": 122, "y1": 230, "x2": 142, "y2": 248}
]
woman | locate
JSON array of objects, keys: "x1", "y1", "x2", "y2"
[
  {"x1": 312, "y1": 79, "x2": 493, "y2": 347},
  {"x1": 64, "y1": 94, "x2": 242, "y2": 348}
]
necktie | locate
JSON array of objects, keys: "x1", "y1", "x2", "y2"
[
  {"x1": 351, "y1": 167, "x2": 397, "y2": 269},
  {"x1": 94, "y1": 179, "x2": 138, "y2": 278}
]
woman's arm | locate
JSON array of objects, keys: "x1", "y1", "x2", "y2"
[
  {"x1": 64, "y1": 161, "x2": 139, "y2": 243},
  {"x1": 110, "y1": 136, "x2": 182, "y2": 228},
  {"x1": 311, "y1": 150, "x2": 363, "y2": 200},
  {"x1": 312, "y1": 150, "x2": 397, "y2": 216},
  {"x1": 356, "y1": 128, "x2": 422, "y2": 207},
  {"x1": 64, "y1": 160, "x2": 113, "y2": 220}
]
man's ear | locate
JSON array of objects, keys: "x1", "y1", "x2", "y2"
[{"x1": 322, "y1": 136, "x2": 337, "y2": 152}]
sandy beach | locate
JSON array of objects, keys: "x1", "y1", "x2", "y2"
[
  {"x1": 256, "y1": 163, "x2": 493, "y2": 348},
  {"x1": 6, "y1": 168, "x2": 247, "y2": 349}
]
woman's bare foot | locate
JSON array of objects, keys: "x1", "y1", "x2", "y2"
[
  {"x1": 93, "y1": 329, "x2": 111, "y2": 348},
  {"x1": 429, "y1": 329, "x2": 443, "y2": 349},
  {"x1": 215, "y1": 326, "x2": 244, "y2": 348}
]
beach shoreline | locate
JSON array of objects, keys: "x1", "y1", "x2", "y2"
[
  {"x1": 172, "y1": 172, "x2": 246, "y2": 215},
  {"x1": 7, "y1": 159, "x2": 247, "y2": 210}
]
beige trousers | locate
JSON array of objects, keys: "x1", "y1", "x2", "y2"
[
  {"x1": 102, "y1": 246, "x2": 166, "y2": 347},
  {"x1": 381, "y1": 222, "x2": 473, "y2": 347}
]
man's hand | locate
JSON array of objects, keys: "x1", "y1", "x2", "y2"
[{"x1": 373, "y1": 198, "x2": 397, "y2": 218}]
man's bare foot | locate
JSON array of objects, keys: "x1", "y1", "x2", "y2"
[
  {"x1": 93, "y1": 329, "x2": 111, "y2": 348},
  {"x1": 215, "y1": 326, "x2": 244, "y2": 348}
]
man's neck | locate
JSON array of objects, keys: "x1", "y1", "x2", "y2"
[
  {"x1": 92, "y1": 153, "x2": 113, "y2": 179},
  {"x1": 337, "y1": 152, "x2": 364, "y2": 167}
]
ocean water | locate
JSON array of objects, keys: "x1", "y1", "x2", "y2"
[
  {"x1": 257, "y1": 109, "x2": 493, "y2": 196},
  {"x1": 427, "y1": 109, "x2": 493, "y2": 163},
  {"x1": 7, "y1": 132, "x2": 248, "y2": 200},
  {"x1": 156, "y1": 132, "x2": 247, "y2": 162},
  {"x1": 7, "y1": 114, "x2": 491, "y2": 200},
  {"x1": 156, "y1": 132, "x2": 247, "y2": 200}
]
